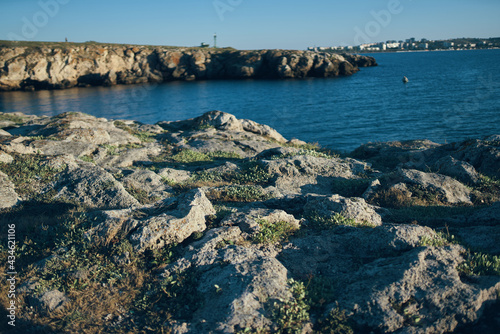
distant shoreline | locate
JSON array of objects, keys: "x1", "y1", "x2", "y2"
[
  {"x1": 0, "y1": 42, "x2": 377, "y2": 92},
  {"x1": 354, "y1": 47, "x2": 500, "y2": 54}
]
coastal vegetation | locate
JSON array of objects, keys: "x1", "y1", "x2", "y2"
[{"x1": 0, "y1": 110, "x2": 499, "y2": 333}]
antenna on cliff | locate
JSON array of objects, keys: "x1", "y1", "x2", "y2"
[{"x1": 214, "y1": 33, "x2": 217, "y2": 48}]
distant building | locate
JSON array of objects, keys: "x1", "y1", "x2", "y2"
[
  {"x1": 386, "y1": 42, "x2": 400, "y2": 49},
  {"x1": 200, "y1": 42, "x2": 209, "y2": 48},
  {"x1": 443, "y1": 41, "x2": 454, "y2": 48}
]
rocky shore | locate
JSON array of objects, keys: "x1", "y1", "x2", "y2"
[
  {"x1": 0, "y1": 43, "x2": 377, "y2": 91},
  {"x1": 0, "y1": 110, "x2": 499, "y2": 333}
]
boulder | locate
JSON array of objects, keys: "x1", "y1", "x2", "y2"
[
  {"x1": 0, "y1": 129, "x2": 11, "y2": 136},
  {"x1": 158, "y1": 111, "x2": 286, "y2": 157},
  {"x1": 333, "y1": 246, "x2": 500, "y2": 334},
  {"x1": 447, "y1": 137, "x2": 500, "y2": 179},
  {"x1": 85, "y1": 189, "x2": 214, "y2": 252},
  {"x1": 366, "y1": 169, "x2": 472, "y2": 206},
  {"x1": 8, "y1": 112, "x2": 141, "y2": 146},
  {"x1": 433, "y1": 155, "x2": 480, "y2": 185},
  {"x1": 396, "y1": 168, "x2": 472, "y2": 205},
  {"x1": 31, "y1": 289, "x2": 69, "y2": 313},
  {"x1": 0, "y1": 151, "x2": 13, "y2": 163},
  {"x1": 53, "y1": 161, "x2": 139, "y2": 209},
  {"x1": 280, "y1": 224, "x2": 435, "y2": 278},
  {"x1": 162, "y1": 227, "x2": 291, "y2": 333},
  {"x1": 129, "y1": 188, "x2": 215, "y2": 252},
  {"x1": 280, "y1": 225, "x2": 500, "y2": 333},
  {"x1": 0, "y1": 171, "x2": 20, "y2": 209},
  {"x1": 303, "y1": 194, "x2": 383, "y2": 227},
  {"x1": 97, "y1": 143, "x2": 162, "y2": 168},
  {"x1": 221, "y1": 208, "x2": 301, "y2": 235},
  {"x1": 158, "y1": 167, "x2": 192, "y2": 184},
  {"x1": 121, "y1": 169, "x2": 171, "y2": 201},
  {"x1": 261, "y1": 154, "x2": 370, "y2": 196}
]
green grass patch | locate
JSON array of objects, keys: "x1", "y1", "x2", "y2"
[
  {"x1": 191, "y1": 161, "x2": 271, "y2": 186},
  {"x1": 0, "y1": 112, "x2": 25, "y2": 125},
  {"x1": 151, "y1": 149, "x2": 242, "y2": 168},
  {"x1": 171, "y1": 149, "x2": 241, "y2": 164},
  {"x1": 331, "y1": 178, "x2": 372, "y2": 197},
  {"x1": 103, "y1": 144, "x2": 119, "y2": 156},
  {"x1": 131, "y1": 267, "x2": 202, "y2": 323},
  {"x1": 207, "y1": 185, "x2": 273, "y2": 203},
  {"x1": 316, "y1": 307, "x2": 354, "y2": 334},
  {"x1": 271, "y1": 148, "x2": 339, "y2": 160},
  {"x1": 113, "y1": 120, "x2": 156, "y2": 143},
  {"x1": 0, "y1": 153, "x2": 66, "y2": 197},
  {"x1": 80, "y1": 155, "x2": 95, "y2": 163},
  {"x1": 305, "y1": 211, "x2": 374, "y2": 230},
  {"x1": 418, "y1": 231, "x2": 457, "y2": 247},
  {"x1": 458, "y1": 251, "x2": 500, "y2": 276},
  {"x1": 272, "y1": 279, "x2": 310, "y2": 334},
  {"x1": 126, "y1": 185, "x2": 159, "y2": 205},
  {"x1": 253, "y1": 219, "x2": 297, "y2": 244},
  {"x1": 0, "y1": 196, "x2": 184, "y2": 333},
  {"x1": 473, "y1": 174, "x2": 500, "y2": 205}
]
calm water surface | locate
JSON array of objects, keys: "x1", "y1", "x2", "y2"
[{"x1": 1, "y1": 49, "x2": 499, "y2": 152}]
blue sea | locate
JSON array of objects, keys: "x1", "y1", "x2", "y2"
[{"x1": 1, "y1": 49, "x2": 499, "y2": 152}]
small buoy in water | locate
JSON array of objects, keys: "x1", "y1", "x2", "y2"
[{"x1": 403, "y1": 76, "x2": 409, "y2": 83}]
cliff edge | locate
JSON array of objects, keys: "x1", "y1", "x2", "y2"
[{"x1": 0, "y1": 42, "x2": 377, "y2": 91}]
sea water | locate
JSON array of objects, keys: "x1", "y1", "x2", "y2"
[{"x1": 1, "y1": 49, "x2": 499, "y2": 152}]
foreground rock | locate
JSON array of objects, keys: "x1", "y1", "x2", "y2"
[
  {"x1": 0, "y1": 43, "x2": 377, "y2": 91},
  {"x1": 86, "y1": 188, "x2": 215, "y2": 252},
  {"x1": 352, "y1": 137, "x2": 500, "y2": 180},
  {"x1": 0, "y1": 110, "x2": 499, "y2": 333}
]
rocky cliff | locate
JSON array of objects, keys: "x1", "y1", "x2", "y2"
[
  {"x1": 0, "y1": 43, "x2": 377, "y2": 91},
  {"x1": 1, "y1": 110, "x2": 499, "y2": 333}
]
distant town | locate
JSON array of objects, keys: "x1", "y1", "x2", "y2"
[{"x1": 308, "y1": 37, "x2": 500, "y2": 53}]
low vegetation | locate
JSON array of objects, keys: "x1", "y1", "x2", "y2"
[
  {"x1": 305, "y1": 211, "x2": 374, "y2": 230},
  {"x1": 0, "y1": 112, "x2": 25, "y2": 124},
  {"x1": 272, "y1": 279, "x2": 310, "y2": 334},
  {"x1": 0, "y1": 153, "x2": 66, "y2": 198},
  {"x1": 458, "y1": 251, "x2": 500, "y2": 276},
  {"x1": 207, "y1": 185, "x2": 273, "y2": 203},
  {"x1": 253, "y1": 219, "x2": 297, "y2": 244},
  {"x1": 270, "y1": 276, "x2": 354, "y2": 334},
  {"x1": 113, "y1": 120, "x2": 157, "y2": 143}
]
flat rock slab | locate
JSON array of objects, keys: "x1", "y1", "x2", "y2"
[{"x1": 53, "y1": 161, "x2": 139, "y2": 209}]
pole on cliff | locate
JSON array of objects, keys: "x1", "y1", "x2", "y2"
[{"x1": 214, "y1": 33, "x2": 217, "y2": 48}]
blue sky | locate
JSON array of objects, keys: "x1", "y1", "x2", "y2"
[{"x1": 1, "y1": 0, "x2": 499, "y2": 49}]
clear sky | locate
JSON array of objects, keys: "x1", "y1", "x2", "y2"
[{"x1": 1, "y1": 0, "x2": 499, "y2": 49}]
